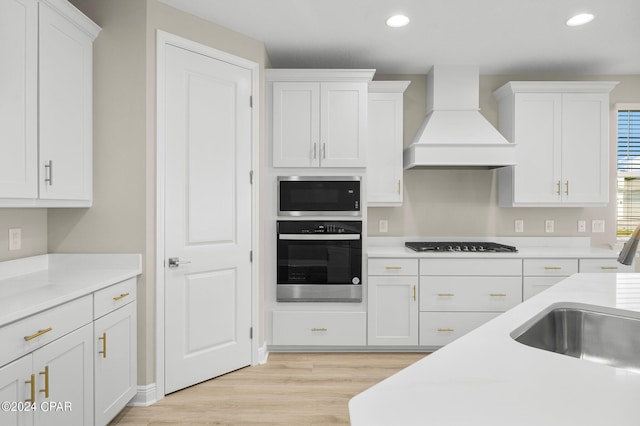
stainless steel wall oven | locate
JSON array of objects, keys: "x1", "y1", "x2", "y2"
[{"x1": 277, "y1": 220, "x2": 362, "y2": 302}]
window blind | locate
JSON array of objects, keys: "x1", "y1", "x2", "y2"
[{"x1": 617, "y1": 110, "x2": 640, "y2": 236}]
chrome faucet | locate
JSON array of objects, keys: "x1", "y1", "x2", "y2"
[{"x1": 618, "y1": 225, "x2": 640, "y2": 265}]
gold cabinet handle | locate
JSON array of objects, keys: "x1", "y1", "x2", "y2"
[
  {"x1": 24, "y1": 327, "x2": 53, "y2": 341},
  {"x1": 25, "y1": 374, "x2": 35, "y2": 403},
  {"x1": 39, "y1": 366, "x2": 49, "y2": 398},
  {"x1": 385, "y1": 266, "x2": 402, "y2": 270},
  {"x1": 556, "y1": 180, "x2": 561, "y2": 195},
  {"x1": 98, "y1": 332, "x2": 107, "y2": 358},
  {"x1": 311, "y1": 328, "x2": 327, "y2": 332},
  {"x1": 437, "y1": 328, "x2": 455, "y2": 332},
  {"x1": 113, "y1": 292, "x2": 130, "y2": 301},
  {"x1": 544, "y1": 266, "x2": 562, "y2": 270},
  {"x1": 397, "y1": 179, "x2": 401, "y2": 195},
  {"x1": 437, "y1": 293, "x2": 455, "y2": 297},
  {"x1": 412, "y1": 285, "x2": 416, "y2": 301},
  {"x1": 490, "y1": 293, "x2": 507, "y2": 297},
  {"x1": 601, "y1": 266, "x2": 618, "y2": 270},
  {"x1": 565, "y1": 180, "x2": 569, "y2": 196}
]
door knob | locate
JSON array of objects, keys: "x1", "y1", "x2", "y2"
[{"x1": 168, "y1": 257, "x2": 191, "y2": 268}]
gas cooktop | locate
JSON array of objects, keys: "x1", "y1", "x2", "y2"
[{"x1": 405, "y1": 241, "x2": 518, "y2": 253}]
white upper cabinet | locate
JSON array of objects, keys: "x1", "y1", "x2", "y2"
[
  {"x1": 0, "y1": 0, "x2": 100, "y2": 207},
  {"x1": 268, "y1": 69, "x2": 374, "y2": 168},
  {"x1": 367, "y1": 81, "x2": 410, "y2": 206},
  {"x1": 494, "y1": 82, "x2": 618, "y2": 207}
]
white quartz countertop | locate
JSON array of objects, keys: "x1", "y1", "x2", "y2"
[
  {"x1": 367, "y1": 245, "x2": 621, "y2": 259},
  {"x1": 349, "y1": 272, "x2": 640, "y2": 425},
  {"x1": 0, "y1": 254, "x2": 142, "y2": 327}
]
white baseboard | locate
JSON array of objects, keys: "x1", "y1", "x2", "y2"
[
  {"x1": 258, "y1": 343, "x2": 269, "y2": 364},
  {"x1": 128, "y1": 383, "x2": 157, "y2": 407}
]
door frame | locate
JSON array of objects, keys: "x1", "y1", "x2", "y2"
[{"x1": 155, "y1": 30, "x2": 260, "y2": 402}]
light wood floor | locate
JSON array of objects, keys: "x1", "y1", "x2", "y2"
[{"x1": 110, "y1": 352, "x2": 427, "y2": 425}]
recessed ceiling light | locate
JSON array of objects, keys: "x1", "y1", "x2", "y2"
[
  {"x1": 566, "y1": 13, "x2": 595, "y2": 26},
  {"x1": 386, "y1": 14, "x2": 410, "y2": 28}
]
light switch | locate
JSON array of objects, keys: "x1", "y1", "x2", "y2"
[
  {"x1": 578, "y1": 220, "x2": 586, "y2": 233},
  {"x1": 592, "y1": 220, "x2": 605, "y2": 233},
  {"x1": 378, "y1": 219, "x2": 388, "y2": 233},
  {"x1": 9, "y1": 228, "x2": 21, "y2": 251}
]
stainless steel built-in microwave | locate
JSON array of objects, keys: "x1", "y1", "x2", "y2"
[{"x1": 277, "y1": 176, "x2": 361, "y2": 216}]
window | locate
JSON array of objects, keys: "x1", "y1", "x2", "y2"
[{"x1": 617, "y1": 106, "x2": 640, "y2": 236}]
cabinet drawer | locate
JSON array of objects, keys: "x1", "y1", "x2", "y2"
[
  {"x1": 579, "y1": 258, "x2": 633, "y2": 273},
  {"x1": 523, "y1": 259, "x2": 578, "y2": 276},
  {"x1": 0, "y1": 295, "x2": 92, "y2": 367},
  {"x1": 272, "y1": 311, "x2": 366, "y2": 346},
  {"x1": 420, "y1": 258, "x2": 521, "y2": 276},
  {"x1": 368, "y1": 258, "x2": 418, "y2": 276},
  {"x1": 420, "y1": 276, "x2": 521, "y2": 312},
  {"x1": 94, "y1": 278, "x2": 137, "y2": 319},
  {"x1": 523, "y1": 276, "x2": 566, "y2": 300},
  {"x1": 419, "y1": 312, "x2": 499, "y2": 346}
]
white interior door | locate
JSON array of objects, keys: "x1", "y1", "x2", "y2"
[{"x1": 163, "y1": 43, "x2": 253, "y2": 394}]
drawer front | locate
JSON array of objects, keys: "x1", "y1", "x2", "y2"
[
  {"x1": 579, "y1": 258, "x2": 633, "y2": 273},
  {"x1": 419, "y1": 312, "x2": 499, "y2": 346},
  {"x1": 523, "y1": 276, "x2": 566, "y2": 300},
  {"x1": 0, "y1": 295, "x2": 92, "y2": 367},
  {"x1": 368, "y1": 258, "x2": 418, "y2": 276},
  {"x1": 419, "y1": 258, "x2": 521, "y2": 276},
  {"x1": 94, "y1": 278, "x2": 137, "y2": 319},
  {"x1": 272, "y1": 311, "x2": 366, "y2": 346},
  {"x1": 523, "y1": 259, "x2": 578, "y2": 276},
  {"x1": 420, "y1": 276, "x2": 522, "y2": 312}
]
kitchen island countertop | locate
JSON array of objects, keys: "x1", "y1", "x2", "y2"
[{"x1": 349, "y1": 272, "x2": 640, "y2": 425}]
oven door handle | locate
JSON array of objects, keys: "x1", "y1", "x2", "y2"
[{"x1": 278, "y1": 234, "x2": 361, "y2": 241}]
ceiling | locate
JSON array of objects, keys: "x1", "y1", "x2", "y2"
[{"x1": 158, "y1": 0, "x2": 640, "y2": 76}]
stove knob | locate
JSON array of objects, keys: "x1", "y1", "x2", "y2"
[{"x1": 462, "y1": 246, "x2": 469, "y2": 252}]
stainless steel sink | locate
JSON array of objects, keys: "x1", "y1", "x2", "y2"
[{"x1": 512, "y1": 305, "x2": 640, "y2": 372}]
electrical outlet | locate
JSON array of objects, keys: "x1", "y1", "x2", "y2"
[
  {"x1": 514, "y1": 219, "x2": 524, "y2": 233},
  {"x1": 578, "y1": 220, "x2": 586, "y2": 233},
  {"x1": 378, "y1": 219, "x2": 388, "y2": 233},
  {"x1": 592, "y1": 219, "x2": 605, "y2": 233},
  {"x1": 545, "y1": 220, "x2": 554, "y2": 233},
  {"x1": 9, "y1": 228, "x2": 21, "y2": 251}
]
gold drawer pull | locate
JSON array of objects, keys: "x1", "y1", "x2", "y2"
[
  {"x1": 412, "y1": 285, "x2": 416, "y2": 301},
  {"x1": 25, "y1": 374, "x2": 35, "y2": 403},
  {"x1": 385, "y1": 266, "x2": 402, "y2": 270},
  {"x1": 24, "y1": 327, "x2": 53, "y2": 341},
  {"x1": 437, "y1": 328, "x2": 455, "y2": 332},
  {"x1": 113, "y1": 292, "x2": 130, "y2": 301},
  {"x1": 601, "y1": 266, "x2": 618, "y2": 270},
  {"x1": 437, "y1": 293, "x2": 455, "y2": 297},
  {"x1": 544, "y1": 266, "x2": 562, "y2": 270},
  {"x1": 39, "y1": 366, "x2": 49, "y2": 398},
  {"x1": 311, "y1": 328, "x2": 327, "y2": 332},
  {"x1": 98, "y1": 332, "x2": 107, "y2": 358},
  {"x1": 490, "y1": 293, "x2": 507, "y2": 297}
]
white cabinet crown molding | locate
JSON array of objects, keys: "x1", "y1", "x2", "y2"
[
  {"x1": 266, "y1": 68, "x2": 375, "y2": 82},
  {"x1": 368, "y1": 81, "x2": 410, "y2": 93},
  {"x1": 39, "y1": 0, "x2": 101, "y2": 39},
  {"x1": 494, "y1": 81, "x2": 619, "y2": 100}
]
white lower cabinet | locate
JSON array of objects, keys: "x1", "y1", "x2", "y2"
[
  {"x1": 523, "y1": 259, "x2": 577, "y2": 300},
  {"x1": 0, "y1": 278, "x2": 137, "y2": 426},
  {"x1": 368, "y1": 276, "x2": 418, "y2": 346},
  {"x1": 579, "y1": 258, "x2": 633, "y2": 273},
  {"x1": 419, "y1": 312, "x2": 500, "y2": 347},
  {"x1": 272, "y1": 311, "x2": 366, "y2": 346}
]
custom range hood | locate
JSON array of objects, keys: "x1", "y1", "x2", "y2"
[{"x1": 403, "y1": 65, "x2": 516, "y2": 169}]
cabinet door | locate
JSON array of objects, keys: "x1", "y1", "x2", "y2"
[
  {"x1": 0, "y1": 0, "x2": 38, "y2": 199},
  {"x1": 513, "y1": 93, "x2": 562, "y2": 204},
  {"x1": 38, "y1": 2, "x2": 93, "y2": 201},
  {"x1": 0, "y1": 355, "x2": 34, "y2": 426},
  {"x1": 272, "y1": 82, "x2": 320, "y2": 167},
  {"x1": 94, "y1": 302, "x2": 137, "y2": 426},
  {"x1": 368, "y1": 276, "x2": 418, "y2": 345},
  {"x1": 367, "y1": 92, "x2": 403, "y2": 205},
  {"x1": 561, "y1": 93, "x2": 609, "y2": 204},
  {"x1": 33, "y1": 324, "x2": 93, "y2": 426},
  {"x1": 320, "y1": 82, "x2": 367, "y2": 167}
]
